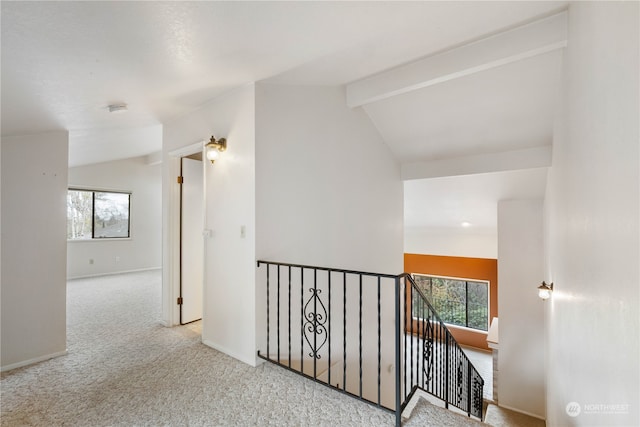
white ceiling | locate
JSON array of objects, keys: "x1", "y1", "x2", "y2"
[
  {"x1": 364, "y1": 50, "x2": 563, "y2": 163},
  {"x1": 2, "y1": 1, "x2": 565, "y2": 165},
  {"x1": 2, "y1": 1, "x2": 564, "y2": 232},
  {"x1": 404, "y1": 168, "x2": 549, "y2": 230}
]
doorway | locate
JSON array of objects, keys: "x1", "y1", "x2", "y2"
[{"x1": 179, "y1": 153, "x2": 204, "y2": 324}]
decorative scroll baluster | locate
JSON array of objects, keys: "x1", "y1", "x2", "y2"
[
  {"x1": 423, "y1": 318, "x2": 434, "y2": 383},
  {"x1": 303, "y1": 287, "x2": 328, "y2": 359},
  {"x1": 473, "y1": 374, "x2": 484, "y2": 415}
]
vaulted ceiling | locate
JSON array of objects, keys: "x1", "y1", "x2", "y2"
[{"x1": 1, "y1": 1, "x2": 566, "y2": 230}]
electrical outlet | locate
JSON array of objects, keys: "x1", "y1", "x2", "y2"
[
  {"x1": 115, "y1": 256, "x2": 120, "y2": 263},
  {"x1": 89, "y1": 259, "x2": 94, "y2": 265}
]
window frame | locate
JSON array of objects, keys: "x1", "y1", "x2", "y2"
[
  {"x1": 67, "y1": 188, "x2": 132, "y2": 241},
  {"x1": 411, "y1": 273, "x2": 490, "y2": 332}
]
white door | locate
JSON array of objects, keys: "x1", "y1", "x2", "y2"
[{"x1": 180, "y1": 157, "x2": 204, "y2": 324}]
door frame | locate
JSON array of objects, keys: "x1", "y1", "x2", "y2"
[{"x1": 166, "y1": 142, "x2": 204, "y2": 327}]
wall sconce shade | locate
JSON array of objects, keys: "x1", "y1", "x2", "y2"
[
  {"x1": 538, "y1": 281, "x2": 554, "y2": 300},
  {"x1": 205, "y1": 136, "x2": 227, "y2": 164}
]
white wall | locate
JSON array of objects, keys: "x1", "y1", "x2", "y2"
[
  {"x1": 255, "y1": 83, "x2": 404, "y2": 399},
  {"x1": 163, "y1": 85, "x2": 257, "y2": 365},
  {"x1": 1, "y1": 132, "x2": 69, "y2": 370},
  {"x1": 67, "y1": 157, "x2": 161, "y2": 278},
  {"x1": 405, "y1": 226, "x2": 497, "y2": 259},
  {"x1": 498, "y1": 199, "x2": 545, "y2": 418},
  {"x1": 545, "y1": 2, "x2": 639, "y2": 426},
  {"x1": 255, "y1": 83, "x2": 404, "y2": 273}
]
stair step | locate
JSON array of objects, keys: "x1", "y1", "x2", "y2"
[
  {"x1": 403, "y1": 394, "x2": 485, "y2": 426},
  {"x1": 484, "y1": 404, "x2": 546, "y2": 427}
]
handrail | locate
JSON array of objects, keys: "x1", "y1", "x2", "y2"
[
  {"x1": 257, "y1": 260, "x2": 399, "y2": 279},
  {"x1": 256, "y1": 261, "x2": 484, "y2": 425},
  {"x1": 401, "y1": 273, "x2": 485, "y2": 420}
]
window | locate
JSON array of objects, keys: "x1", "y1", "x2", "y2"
[
  {"x1": 412, "y1": 274, "x2": 489, "y2": 332},
  {"x1": 67, "y1": 189, "x2": 130, "y2": 240}
]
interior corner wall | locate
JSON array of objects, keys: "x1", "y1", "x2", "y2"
[
  {"x1": 1, "y1": 131, "x2": 69, "y2": 370},
  {"x1": 162, "y1": 84, "x2": 256, "y2": 365},
  {"x1": 545, "y1": 3, "x2": 639, "y2": 426},
  {"x1": 67, "y1": 157, "x2": 161, "y2": 279},
  {"x1": 498, "y1": 199, "x2": 545, "y2": 418},
  {"x1": 404, "y1": 253, "x2": 497, "y2": 350}
]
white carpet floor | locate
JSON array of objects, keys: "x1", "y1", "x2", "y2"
[{"x1": 1, "y1": 270, "x2": 487, "y2": 427}]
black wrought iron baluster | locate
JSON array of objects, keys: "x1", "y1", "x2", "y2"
[
  {"x1": 434, "y1": 322, "x2": 442, "y2": 396},
  {"x1": 314, "y1": 268, "x2": 317, "y2": 380},
  {"x1": 435, "y1": 319, "x2": 439, "y2": 397},
  {"x1": 328, "y1": 270, "x2": 331, "y2": 387},
  {"x1": 467, "y1": 362, "x2": 472, "y2": 417},
  {"x1": 438, "y1": 322, "x2": 441, "y2": 398},
  {"x1": 359, "y1": 274, "x2": 362, "y2": 398},
  {"x1": 343, "y1": 272, "x2": 347, "y2": 392},
  {"x1": 409, "y1": 283, "x2": 413, "y2": 392},
  {"x1": 267, "y1": 263, "x2": 270, "y2": 359},
  {"x1": 417, "y1": 294, "x2": 421, "y2": 389},
  {"x1": 394, "y1": 276, "x2": 402, "y2": 427},
  {"x1": 288, "y1": 265, "x2": 291, "y2": 368},
  {"x1": 421, "y1": 297, "x2": 425, "y2": 389},
  {"x1": 419, "y1": 289, "x2": 422, "y2": 387},
  {"x1": 457, "y1": 348, "x2": 463, "y2": 404},
  {"x1": 442, "y1": 323, "x2": 446, "y2": 402},
  {"x1": 445, "y1": 326, "x2": 450, "y2": 409},
  {"x1": 473, "y1": 372, "x2": 484, "y2": 418},
  {"x1": 377, "y1": 276, "x2": 381, "y2": 407},
  {"x1": 277, "y1": 265, "x2": 280, "y2": 363},
  {"x1": 403, "y1": 277, "x2": 407, "y2": 399},
  {"x1": 300, "y1": 268, "x2": 304, "y2": 374},
  {"x1": 434, "y1": 319, "x2": 438, "y2": 397}
]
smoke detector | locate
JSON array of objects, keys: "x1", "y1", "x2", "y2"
[{"x1": 108, "y1": 103, "x2": 128, "y2": 113}]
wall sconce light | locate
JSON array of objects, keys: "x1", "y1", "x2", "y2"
[
  {"x1": 204, "y1": 135, "x2": 227, "y2": 164},
  {"x1": 538, "y1": 281, "x2": 554, "y2": 300}
]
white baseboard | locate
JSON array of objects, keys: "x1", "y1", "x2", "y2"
[
  {"x1": 1, "y1": 350, "x2": 68, "y2": 372},
  {"x1": 202, "y1": 339, "x2": 257, "y2": 367},
  {"x1": 492, "y1": 403, "x2": 546, "y2": 420},
  {"x1": 67, "y1": 267, "x2": 161, "y2": 280}
]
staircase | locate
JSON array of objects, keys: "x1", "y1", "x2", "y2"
[{"x1": 257, "y1": 261, "x2": 484, "y2": 426}]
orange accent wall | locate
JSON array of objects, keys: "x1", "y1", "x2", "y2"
[{"x1": 404, "y1": 253, "x2": 498, "y2": 351}]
